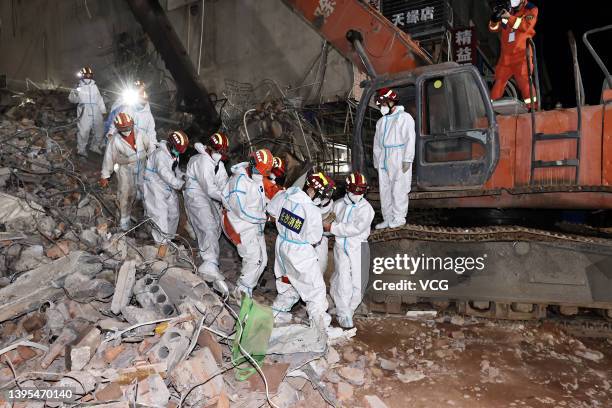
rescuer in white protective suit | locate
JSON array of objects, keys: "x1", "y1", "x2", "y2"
[
  {"x1": 106, "y1": 80, "x2": 157, "y2": 154},
  {"x1": 221, "y1": 148, "x2": 273, "y2": 299},
  {"x1": 268, "y1": 172, "x2": 335, "y2": 328},
  {"x1": 98, "y1": 113, "x2": 150, "y2": 231},
  {"x1": 184, "y1": 133, "x2": 230, "y2": 294},
  {"x1": 324, "y1": 171, "x2": 375, "y2": 328},
  {"x1": 68, "y1": 67, "x2": 107, "y2": 156},
  {"x1": 314, "y1": 177, "x2": 336, "y2": 276},
  {"x1": 143, "y1": 130, "x2": 189, "y2": 258},
  {"x1": 372, "y1": 88, "x2": 415, "y2": 229}
]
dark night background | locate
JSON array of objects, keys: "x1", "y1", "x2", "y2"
[{"x1": 531, "y1": 0, "x2": 611, "y2": 108}]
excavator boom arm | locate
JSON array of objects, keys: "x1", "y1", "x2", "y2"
[{"x1": 282, "y1": 0, "x2": 432, "y2": 75}]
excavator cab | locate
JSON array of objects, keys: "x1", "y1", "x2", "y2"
[{"x1": 354, "y1": 63, "x2": 499, "y2": 190}]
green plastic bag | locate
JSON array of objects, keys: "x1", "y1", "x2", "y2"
[{"x1": 232, "y1": 295, "x2": 274, "y2": 381}]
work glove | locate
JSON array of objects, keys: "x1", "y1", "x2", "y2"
[
  {"x1": 402, "y1": 162, "x2": 412, "y2": 173},
  {"x1": 99, "y1": 178, "x2": 109, "y2": 188}
]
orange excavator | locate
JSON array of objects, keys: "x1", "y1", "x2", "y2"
[{"x1": 283, "y1": 0, "x2": 612, "y2": 323}]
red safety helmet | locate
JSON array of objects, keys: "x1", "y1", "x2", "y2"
[
  {"x1": 210, "y1": 132, "x2": 230, "y2": 153},
  {"x1": 346, "y1": 171, "x2": 368, "y2": 195},
  {"x1": 271, "y1": 156, "x2": 286, "y2": 178},
  {"x1": 375, "y1": 88, "x2": 399, "y2": 106},
  {"x1": 306, "y1": 172, "x2": 336, "y2": 200},
  {"x1": 249, "y1": 148, "x2": 274, "y2": 176},
  {"x1": 168, "y1": 130, "x2": 189, "y2": 154},
  {"x1": 78, "y1": 66, "x2": 94, "y2": 79},
  {"x1": 114, "y1": 112, "x2": 134, "y2": 133}
]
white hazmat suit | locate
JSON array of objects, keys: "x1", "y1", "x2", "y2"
[
  {"x1": 101, "y1": 130, "x2": 151, "y2": 230},
  {"x1": 68, "y1": 79, "x2": 106, "y2": 155},
  {"x1": 329, "y1": 193, "x2": 375, "y2": 326},
  {"x1": 268, "y1": 187, "x2": 331, "y2": 327},
  {"x1": 221, "y1": 163, "x2": 268, "y2": 295},
  {"x1": 107, "y1": 101, "x2": 157, "y2": 150},
  {"x1": 373, "y1": 105, "x2": 415, "y2": 228},
  {"x1": 315, "y1": 199, "x2": 334, "y2": 276},
  {"x1": 184, "y1": 143, "x2": 228, "y2": 281},
  {"x1": 143, "y1": 141, "x2": 185, "y2": 244}
]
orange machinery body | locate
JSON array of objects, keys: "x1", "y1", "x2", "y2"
[
  {"x1": 414, "y1": 95, "x2": 612, "y2": 209},
  {"x1": 282, "y1": 0, "x2": 431, "y2": 74},
  {"x1": 284, "y1": 0, "x2": 612, "y2": 210}
]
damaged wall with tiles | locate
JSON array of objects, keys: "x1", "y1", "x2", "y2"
[{"x1": 0, "y1": 0, "x2": 355, "y2": 104}]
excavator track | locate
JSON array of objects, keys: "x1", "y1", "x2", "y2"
[
  {"x1": 370, "y1": 224, "x2": 612, "y2": 246},
  {"x1": 366, "y1": 224, "x2": 612, "y2": 326}
]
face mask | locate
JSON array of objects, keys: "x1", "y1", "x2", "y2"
[
  {"x1": 313, "y1": 197, "x2": 321, "y2": 206},
  {"x1": 380, "y1": 105, "x2": 390, "y2": 116},
  {"x1": 510, "y1": 0, "x2": 520, "y2": 7},
  {"x1": 211, "y1": 152, "x2": 222, "y2": 163},
  {"x1": 347, "y1": 192, "x2": 362, "y2": 203},
  {"x1": 269, "y1": 174, "x2": 276, "y2": 181},
  {"x1": 171, "y1": 147, "x2": 180, "y2": 157},
  {"x1": 120, "y1": 130, "x2": 132, "y2": 137}
]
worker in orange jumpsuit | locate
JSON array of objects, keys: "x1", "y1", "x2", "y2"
[{"x1": 489, "y1": 0, "x2": 538, "y2": 108}]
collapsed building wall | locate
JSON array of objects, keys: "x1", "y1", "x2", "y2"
[{"x1": 0, "y1": 0, "x2": 356, "y2": 105}]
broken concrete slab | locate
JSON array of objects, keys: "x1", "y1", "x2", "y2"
[
  {"x1": 269, "y1": 381, "x2": 300, "y2": 408},
  {"x1": 247, "y1": 362, "x2": 290, "y2": 394},
  {"x1": 135, "y1": 374, "x2": 170, "y2": 408},
  {"x1": 170, "y1": 347, "x2": 225, "y2": 406},
  {"x1": 40, "y1": 319, "x2": 89, "y2": 369},
  {"x1": 66, "y1": 327, "x2": 101, "y2": 370},
  {"x1": 120, "y1": 306, "x2": 164, "y2": 335},
  {"x1": 134, "y1": 274, "x2": 176, "y2": 317},
  {"x1": 338, "y1": 366, "x2": 365, "y2": 386},
  {"x1": 110, "y1": 260, "x2": 136, "y2": 315},
  {"x1": 0, "y1": 193, "x2": 44, "y2": 232},
  {"x1": 94, "y1": 382, "x2": 123, "y2": 402},
  {"x1": 13, "y1": 244, "x2": 50, "y2": 272},
  {"x1": 158, "y1": 267, "x2": 234, "y2": 333},
  {"x1": 0, "y1": 251, "x2": 98, "y2": 322},
  {"x1": 197, "y1": 329, "x2": 223, "y2": 364},
  {"x1": 148, "y1": 324, "x2": 191, "y2": 371},
  {"x1": 63, "y1": 272, "x2": 114, "y2": 302}
]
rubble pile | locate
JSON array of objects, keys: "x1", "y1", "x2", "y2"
[
  {"x1": 220, "y1": 79, "x2": 331, "y2": 184},
  {"x1": 0, "y1": 108, "x2": 341, "y2": 407}
]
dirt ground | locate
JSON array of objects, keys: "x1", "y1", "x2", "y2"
[{"x1": 323, "y1": 315, "x2": 612, "y2": 408}]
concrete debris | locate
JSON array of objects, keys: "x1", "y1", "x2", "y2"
[
  {"x1": 110, "y1": 260, "x2": 136, "y2": 315},
  {"x1": 575, "y1": 348, "x2": 604, "y2": 362},
  {"x1": 170, "y1": 347, "x2": 225, "y2": 406},
  {"x1": 338, "y1": 366, "x2": 365, "y2": 386},
  {"x1": 134, "y1": 274, "x2": 176, "y2": 317},
  {"x1": 364, "y1": 395, "x2": 390, "y2": 408},
  {"x1": 396, "y1": 369, "x2": 426, "y2": 383},
  {"x1": 0, "y1": 251, "x2": 99, "y2": 322},
  {"x1": 337, "y1": 381, "x2": 354, "y2": 401},
  {"x1": 1, "y1": 98, "x2": 609, "y2": 408}
]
